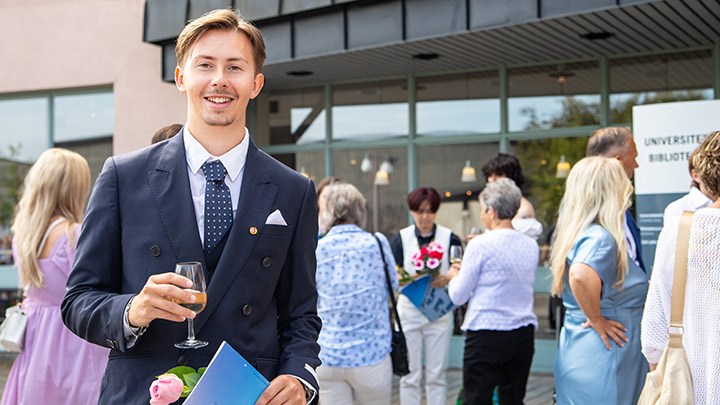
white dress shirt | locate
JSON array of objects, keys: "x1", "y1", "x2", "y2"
[
  {"x1": 662, "y1": 187, "x2": 713, "y2": 226},
  {"x1": 123, "y1": 127, "x2": 249, "y2": 344},
  {"x1": 624, "y1": 215, "x2": 639, "y2": 267},
  {"x1": 183, "y1": 126, "x2": 248, "y2": 245}
]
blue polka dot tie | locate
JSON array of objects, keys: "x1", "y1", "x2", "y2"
[{"x1": 202, "y1": 160, "x2": 233, "y2": 254}]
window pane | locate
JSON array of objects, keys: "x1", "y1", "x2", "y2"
[
  {"x1": 333, "y1": 80, "x2": 408, "y2": 142},
  {"x1": 610, "y1": 50, "x2": 713, "y2": 124},
  {"x1": 0, "y1": 98, "x2": 49, "y2": 162},
  {"x1": 331, "y1": 147, "x2": 407, "y2": 235},
  {"x1": 509, "y1": 136, "x2": 588, "y2": 243},
  {"x1": 254, "y1": 88, "x2": 326, "y2": 146},
  {"x1": 55, "y1": 138, "x2": 113, "y2": 187},
  {"x1": 270, "y1": 150, "x2": 326, "y2": 183},
  {"x1": 508, "y1": 62, "x2": 600, "y2": 131},
  {"x1": 416, "y1": 142, "x2": 499, "y2": 237},
  {"x1": 417, "y1": 71, "x2": 500, "y2": 136},
  {"x1": 54, "y1": 92, "x2": 114, "y2": 142}
]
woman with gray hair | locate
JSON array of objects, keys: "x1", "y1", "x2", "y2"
[
  {"x1": 315, "y1": 182, "x2": 399, "y2": 404},
  {"x1": 447, "y1": 178, "x2": 539, "y2": 404}
]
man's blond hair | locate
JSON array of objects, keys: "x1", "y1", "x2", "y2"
[{"x1": 175, "y1": 9, "x2": 266, "y2": 74}]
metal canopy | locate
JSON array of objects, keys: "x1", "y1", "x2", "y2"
[{"x1": 144, "y1": 0, "x2": 720, "y2": 90}]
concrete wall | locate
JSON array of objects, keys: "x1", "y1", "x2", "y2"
[{"x1": 0, "y1": 0, "x2": 186, "y2": 155}]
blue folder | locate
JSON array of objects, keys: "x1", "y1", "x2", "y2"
[
  {"x1": 184, "y1": 341, "x2": 269, "y2": 405},
  {"x1": 400, "y1": 274, "x2": 457, "y2": 322}
]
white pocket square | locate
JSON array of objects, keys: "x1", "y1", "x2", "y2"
[{"x1": 265, "y1": 209, "x2": 288, "y2": 226}]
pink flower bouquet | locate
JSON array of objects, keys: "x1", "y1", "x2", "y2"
[
  {"x1": 410, "y1": 242, "x2": 444, "y2": 277},
  {"x1": 149, "y1": 366, "x2": 206, "y2": 405}
]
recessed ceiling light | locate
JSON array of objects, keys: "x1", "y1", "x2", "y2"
[
  {"x1": 286, "y1": 70, "x2": 313, "y2": 77},
  {"x1": 412, "y1": 52, "x2": 439, "y2": 61},
  {"x1": 580, "y1": 31, "x2": 615, "y2": 41}
]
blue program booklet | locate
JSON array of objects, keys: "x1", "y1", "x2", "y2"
[
  {"x1": 184, "y1": 341, "x2": 270, "y2": 405},
  {"x1": 400, "y1": 274, "x2": 457, "y2": 322}
]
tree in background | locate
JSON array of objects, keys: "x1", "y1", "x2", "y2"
[
  {"x1": 515, "y1": 90, "x2": 708, "y2": 237},
  {"x1": 0, "y1": 145, "x2": 29, "y2": 233}
]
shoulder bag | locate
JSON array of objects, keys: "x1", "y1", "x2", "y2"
[
  {"x1": 373, "y1": 234, "x2": 410, "y2": 377},
  {"x1": 637, "y1": 211, "x2": 695, "y2": 405}
]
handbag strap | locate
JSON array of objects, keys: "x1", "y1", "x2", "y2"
[
  {"x1": 669, "y1": 211, "x2": 693, "y2": 339},
  {"x1": 373, "y1": 234, "x2": 405, "y2": 336},
  {"x1": 37, "y1": 217, "x2": 68, "y2": 256}
]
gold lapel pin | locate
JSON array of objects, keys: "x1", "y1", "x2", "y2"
[{"x1": 249, "y1": 226, "x2": 258, "y2": 235}]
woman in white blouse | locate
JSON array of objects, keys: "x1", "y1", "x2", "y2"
[
  {"x1": 447, "y1": 178, "x2": 539, "y2": 405},
  {"x1": 642, "y1": 130, "x2": 720, "y2": 405}
]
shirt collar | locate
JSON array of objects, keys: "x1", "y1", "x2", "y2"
[
  {"x1": 326, "y1": 224, "x2": 363, "y2": 234},
  {"x1": 414, "y1": 224, "x2": 437, "y2": 238},
  {"x1": 183, "y1": 126, "x2": 249, "y2": 181},
  {"x1": 689, "y1": 186, "x2": 713, "y2": 209}
]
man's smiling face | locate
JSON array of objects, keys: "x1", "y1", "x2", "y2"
[{"x1": 175, "y1": 29, "x2": 264, "y2": 132}]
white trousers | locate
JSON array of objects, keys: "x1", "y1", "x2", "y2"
[
  {"x1": 398, "y1": 296, "x2": 453, "y2": 405},
  {"x1": 317, "y1": 355, "x2": 392, "y2": 405}
]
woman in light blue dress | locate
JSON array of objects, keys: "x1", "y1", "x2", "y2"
[{"x1": 549, "y1": 157, "x2": 649, "y2": 404}]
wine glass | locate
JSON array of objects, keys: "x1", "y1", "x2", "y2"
[
  {"x1": 449, "y1": 245, "x2": 464, "y2": 265},
  {"x1": 173, "y1": 262, "x2": 208, "y2": 349}
]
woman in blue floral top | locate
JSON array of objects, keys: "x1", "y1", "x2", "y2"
[{"x1": 315, "y1": 182, "x2": 399, "y2": 404}]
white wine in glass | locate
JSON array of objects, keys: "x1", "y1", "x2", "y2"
[
  {"x1": 174, "y1": 261, "x2": 208, "y2": 349},
  {"x1": 449, "y1": 245, "x2": 464, "y2": 265}
]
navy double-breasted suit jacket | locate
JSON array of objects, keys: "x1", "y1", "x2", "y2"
[{"x1": 61, "y1": 133, "x2": 321, "y2": 404}]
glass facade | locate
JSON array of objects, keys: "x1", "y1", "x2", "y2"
[
  {"x1": 0, "y1": 97, "x2": 49, "y2": 163},
  {"x1": 610, "y1": 50, "x2": 714, "y2": 124},
  {"x1": 254, "y1": 87, "x2": 326, "y2": 146},
  {"x1": 508, "y1": 61, "x2": 601, "y2": 131},
  {"x1": 250, "y1": 47, "x2": 718, "y2": 338},
  {"x1": 53, "y1": 92, "x2": 114, "y2": 143},
  {"x1": 333, "y1": 80, "x2": 409, "y2": 142},
  {"x1": 0, "y1": 89, "x2": 114, "y2": 247},
  {"x1": 416, "y1": 71, "x2": 500, "y2": 136}
]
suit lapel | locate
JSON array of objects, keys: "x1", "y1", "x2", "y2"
[
  {"x1": 147, "y1": 133, "x2": 207, "y2": 269},
  {"x1": 195, "y1": 141, "x2": 278, "y2": 332}
]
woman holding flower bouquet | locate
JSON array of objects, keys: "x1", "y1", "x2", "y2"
[
  {"x1": 315, "y1": 182, "x2": 399, "y2": 404},
  {"x1": 390, "y1": 187, "x2": 463, "y2": 405},
  {"x1": 447, "y1": 178, "x2": 539, "y2": 405}
]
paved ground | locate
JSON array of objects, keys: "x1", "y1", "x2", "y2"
[
  {"x1": 390, "y1": 368, "x2": 554, "y2": 405},
  {"x1": 0, "y1": 353, "x2": 554, "y2": 404}
]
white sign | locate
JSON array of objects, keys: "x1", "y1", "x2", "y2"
[{"x1": 634, "y1": 99, "x2": 720, "y2": 195}]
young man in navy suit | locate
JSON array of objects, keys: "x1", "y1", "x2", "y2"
[
  {"x1": 586, "y1": 126, "x2": 646, "y2": 272},
  {"x1": 62, "y1": 9, "x2": 321, "y2": 404}
]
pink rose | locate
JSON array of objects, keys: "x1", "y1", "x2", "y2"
[{"x1": 149, "y1": 374, "x2": 184, "y2": 405}]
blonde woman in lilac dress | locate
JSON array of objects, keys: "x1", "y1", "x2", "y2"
[{"x1": 1, "y1": 148, "x2": 108, "y2": 405}]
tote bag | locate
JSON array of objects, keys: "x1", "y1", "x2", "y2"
[{"x1": 637, "y1": 211, "x2": 695, "y2": 405}]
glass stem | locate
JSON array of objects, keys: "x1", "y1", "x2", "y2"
[{"x1": 187, "y1": 318, "x2": 196, "y2": 341}]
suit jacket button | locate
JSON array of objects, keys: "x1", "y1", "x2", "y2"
[
  {"x1": 105, "y1": 339, "x2": 117, "y2": 349},
  {"x1": 150, "y1": 246, "x2": 161, "y2": 256},
  {"x1": 178, "y1": 355, "x2": 188, "y2": 366},
  {"x1": 262, "y1": 257, "x2": 272, "y2": 268},
  {"x1": 242, "y1": 305, "x2": 252, "y2": 316}
]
